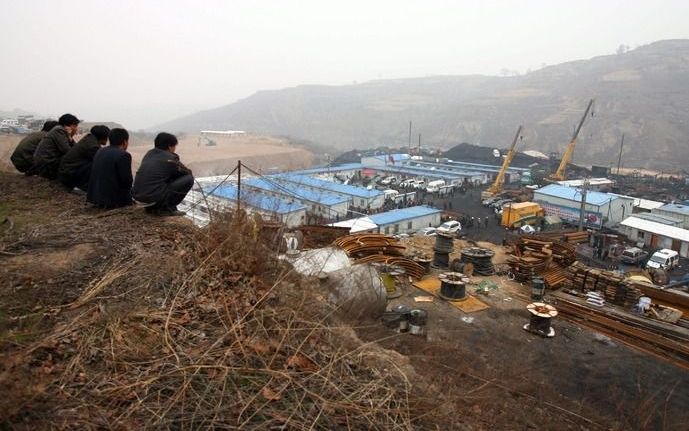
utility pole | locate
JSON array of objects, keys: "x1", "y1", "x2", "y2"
[
  {"x1": 418, "y1": 133, "x2": 421, "y2": 155},
  {"x1": 578, "y1": 178, "x2": 590, "y2": 231},
  {"x1": 408, "y1": 120, "x2": 412, "y2": 154},
  {"x1": 616, "y1": 134, "x2": 625, "y2": 176},
  {"x1": 236, "y1": 160, "x2": 241, "y2": 212}
]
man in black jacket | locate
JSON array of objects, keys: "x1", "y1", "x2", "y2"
[
  {"x1": 10, "y1": 120, "x2": 59, "y2": 173},
  {"x1": 87, "y1": 128, "x2": 133, "y2": 209},
  {"x1": 32, "y1": 113, "x2": 80, "y2": 179},
  {"x1": 58, "y1": 125, "x2": 110, "y2": 191},
  {"x1": 132, "y1": 132, "x2": 193, "y2": 216}
]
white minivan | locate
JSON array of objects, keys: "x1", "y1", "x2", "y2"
[
  {"x1": 426, "y1": 179, "x2": 446, "y2": 193},
  {"x1": 645, "y1": 249, "x2": 679, "y2": 270}
]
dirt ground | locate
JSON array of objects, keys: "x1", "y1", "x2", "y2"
[
  {"x1": 2, "y1": 169, "x2": 688, "y2": 429},
  {"x1": 356, "y1": 237, "x2": 689, "y2": 430},
  {"x1": 0, "y1": 133, "x2": 314, "y2": 178}
]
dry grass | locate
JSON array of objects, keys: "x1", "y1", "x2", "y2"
[{"x1": 1, "y1": 207, "x2": 432, "y2": 429}]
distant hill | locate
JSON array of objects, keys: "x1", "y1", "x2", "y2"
[{"x1": 155, "y1": 40, "x2": 689, "y2": 171}]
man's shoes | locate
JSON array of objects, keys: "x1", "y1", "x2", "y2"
[{"x1": 152, "y1": 208, "x2": 186, "y2": 217}]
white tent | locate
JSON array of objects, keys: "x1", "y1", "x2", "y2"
[{"x1": 329, "y1": 217, "x2": 378, "y2": 233}]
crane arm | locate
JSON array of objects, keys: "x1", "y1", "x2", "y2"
[
  {"x1": 486, "y1": 125, "x2": 523, "y2": 195},
  {"x1": 552, "y1": 99, "x2": 594, "y2": 181}
]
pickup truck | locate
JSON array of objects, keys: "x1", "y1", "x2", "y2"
[{"x1": 620, "y1": 247, "x2": 648, "y2": 265}]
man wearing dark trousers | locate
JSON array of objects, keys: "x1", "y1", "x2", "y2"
[
  {"x1": 87, "y1": 128, "x2": 133, "y2": 209},
  {"x1": 32, "y1": 113, "x2": 80, "y2": 179},
  {"x1": 132, "y1": 132, "x2": 193, "y2": 216},
  {"x1": 10, "y1": 120, "x2": 59, "y2": 173},
  {"x1": 59, "y1": 125, "x2": 110, "y2": 191}
]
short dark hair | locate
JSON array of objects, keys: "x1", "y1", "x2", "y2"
[
  {"x1": 41, "y1": 120, "x2": 59, "y2": 131},
  {"x1": 154, "y1": 132, "x2": 178, "y2": 150},
  {"x1": 109, "y1": 128, "x2": 129, "y2": 146},
  {"x1": 90, "y1": 125, "x2": 111, "y2": 141},
  {"x1": 58, "y1": 113, "x2": 80, "y2": 127}
]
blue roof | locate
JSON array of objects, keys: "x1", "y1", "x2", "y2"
[
  {"x1": 370, "y1": 153, "x2": 411, "y2": 162},
  {"x1": 276, "y1": 174, "x2": 383, "y2": 198},
  {"x1": 657, "y1": 203, "x2": 689, "y2": 216},
  {"x1": 244, "y1": 177, "x2": 350, "y2": 206},
  {"x1": 408, "y1": 160, "x2": 529, "y2": 173},
  {"x1": 364, "y1": 164, "x2": 479, "y2": 180},
  {"x1": 208, "y1": 185, "x2": 305, "y2": 214},
  {"x1": 534, "y1": 184, "x2": 618, "y2": 206},
  {"x1": 288, "y1": 163, "x2": 364, "y2": 176},
  {"x1": 369, "y1": 206, "x2": 441, "y2": 225}
]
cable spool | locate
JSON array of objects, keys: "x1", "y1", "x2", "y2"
[
  {"x1": 523, "y1": 302, "x2": 558, "y2": 338},
  {"x1": 373, "y1": 263, "x2": 405, "y2": 299},
  {"x1": 408, "y1": 309, "x2": 428, "y2": 335},
  {"x1": 413, "y1": 256, "x2": 432, "y2": 274},
  {"x1": 438, "y1": 272, "x2": 470, "y2": 301},
  {"x1": 432, "y1": 233, "x2": 454, "y2": 269},
  {"x1": 460, "y1": 247, "x2": 495, "y2": 275},
  {"x1": 392, "y1": 304, "x2": 411, "y2": 332}
]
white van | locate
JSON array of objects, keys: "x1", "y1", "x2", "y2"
[
  {"x1": 646, "y1": 249, "x2": 679, "y2": 270},
  {"x1": 426, "y1": 179, "x2": 446, "y2": 193}
]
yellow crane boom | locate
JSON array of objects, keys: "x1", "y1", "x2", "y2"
[
  {"x1": 550, "y1": 99, "x2": 594, "y2": 181},
  {"x1": 483, "y1": 125, "x2": 523, "y2": 198}
]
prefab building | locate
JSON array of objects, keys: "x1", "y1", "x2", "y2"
[
  {"x1": 369, "y1": 206, "x2": 442, "y2": 235},
  {"x1": 180, "y1": 186, "x2": 307, "y2": 228},
  {"x1": 652, "y1": 203, "x2": 689, "y2": 229},
  {"x1": 619, "y1": 216, "x2": 689, "y2": 257},
  {"x1": 533, "y1": 184, "x2": 634, "y2": 229},
  {"x1": 276, "y1": 174, "x2": 385, "y2": 210},
  {"x1": 243, "y1": 177, "x2": 350, "y2": 222}
]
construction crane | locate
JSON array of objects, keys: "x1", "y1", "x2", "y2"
[
  {"x1": 481, "y1": 125, "x2": 523, "y2": 199},
  {"x1": 549, "y1": 99, "x2": 594, "y2": 181}
]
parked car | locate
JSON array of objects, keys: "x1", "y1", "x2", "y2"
[
  {"x1": 418, "y1": 227, "x2": 437, "y2": 236},
  {"x1": 399, "y1": 179, "x2": 414, "y2": 188},
  {"x1": 482, "y1": 196, "x2": 502, "y2": 206},
  {"x1": 620, "y1": 247, "x2": 648, "y2": 265},
  {"x1": 646, "y1": 249, "x2": 680, "y2": 270},
  {"x1": 491, "y1": 198, "x2": 514, "y2": 209},
  {"x1": 437, "y1": 220, "x2": 461, "y2": 234},
  {"x1": 412, "y1": 179, "x2": 426, "y2": 190},
  {"x1": 380, "y1": 176, "x2": 398, "y2": 185}
]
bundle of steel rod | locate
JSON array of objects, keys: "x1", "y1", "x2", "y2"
[
  {"x1": 552, "y1": 292, "x2": 689, "y2": 371},
  {"x1": 460, "y1": 247, "x2": 495, "y2": 275},
  {"x1": 564, "y1": 261, "x2": 641, "y2": 307},
  {"x1": 355, "y1": 255, "x2": 426, "y2": 280},
  {"x1": 334, "y1": 233, "x2": 406, "y2": 258},
  {"x1": 563, "y1": 231, "x2": 589, "y2": 244},
  {"x1": 506, "y1": 236, "x2": 577, "y2": 286}
]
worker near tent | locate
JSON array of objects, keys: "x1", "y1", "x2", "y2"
[
  {"x1": 87, "y1": 128, "x2": 133, "y2": 209},
  {"x1": 10, "y1": 120, "x2": 59, "y2": 173},
  {"x1": 132, "y1": 132, "x2": 194, "y2": 216},
  {"x1": 31, "y1": 113, "x2": 80, "y2": 179},
  {"x1": 58, "y1": 125, "x2": 111, "y2": 191}
]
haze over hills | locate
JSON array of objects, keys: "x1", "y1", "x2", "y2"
[{"x1": 157, "y1": 40, "x2": 689, "y2": 171}]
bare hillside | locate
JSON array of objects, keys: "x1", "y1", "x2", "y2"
[{"x1": 156, "y1": 40, "x2": 689, "y2": 170}]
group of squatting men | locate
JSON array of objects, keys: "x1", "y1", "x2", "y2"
[{"x1": 10, "y1": 113, "x2": 194, "y2": 216}]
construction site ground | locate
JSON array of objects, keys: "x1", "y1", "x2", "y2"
[
  {"x1": 1, "y1": 170, "x2": 688, "y2": 429},
  {"x1": 357, "y1": 236, "x2": 689, "y2": 430}
]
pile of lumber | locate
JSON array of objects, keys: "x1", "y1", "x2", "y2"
[
  {"x1": 563, "y1": 231, "x2": 589, "y2": 244},
  {"x1": 564, "y1": 261, "x2": 641, "y2": 307},
  {"x1": 334, "y1": 233, "x2": 425, "y2": 279},
  {"x1": 506, "y1": 236, "x2": 577, "y2": 286}
]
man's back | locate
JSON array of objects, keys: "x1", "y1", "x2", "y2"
[
  {"x1": 87, "y1": 146, "x2": 133, "y2": 208},
  {"x1": 59, "y1": 133, "x2": 100, "y2": 177},
  {"x1": 33, "y1": 126, "x2": 73, "y2": 178},
  {"x1": 132, "y1": 148, "x2": 190, "y2": 203},
  {"x1": 10, "y1": 131, "x2": 46, "y2": 173}
]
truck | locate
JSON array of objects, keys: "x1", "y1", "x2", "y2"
[{"x1": 500, "y1": 202, "x2": 544, "y2": 229}]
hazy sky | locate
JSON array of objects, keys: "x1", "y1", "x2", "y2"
[{"x1": 1, "y1": 0, "x2": 688, "y2": 129}]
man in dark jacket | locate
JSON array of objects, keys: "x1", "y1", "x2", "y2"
[
  {"x1": 58, "y1": 125, "x2": 110, "y2": 191},
  {"x1": 32, "y1": 113, "x2": 80, "y2": 179},
  {"x1": 10, "y1": 120, "x2": 59, "y2": 173},
  {"x1": 132, "y1": 132, "x2": 193, "y2": 216},
  {"x1": 87, "y1": 128, "x2": 133, "y2": 209}
]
